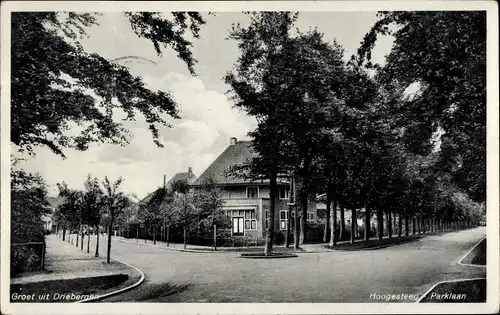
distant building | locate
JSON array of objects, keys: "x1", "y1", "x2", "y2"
[
  {"x1": 140, "y1": 167, "x2": 197, "y2": 205},
  {"x1": 44, "y1": 196, "x2": 65, "y2": 232}
]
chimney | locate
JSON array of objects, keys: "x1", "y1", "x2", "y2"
[
  {"x1": 230, "y1": 137, "x2": 237, "y2": 145},
  {"x1": 163, "y1": 174, "x2": 166, "y2": 187},
  {"x1": 188, "y1": 167, "x2": 193, "y2": 178}
]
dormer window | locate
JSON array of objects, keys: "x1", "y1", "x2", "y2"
[{"x1": 246, "y1": 186, "x2": 259, "y2": 198}]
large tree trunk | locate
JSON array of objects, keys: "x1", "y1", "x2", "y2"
[
  {"x1": 286, "y1": 175, "x2": 294, "y2": 248},
  {"x1": 95, "y1": 225, "x2": 100, "y2": 257},
  {"x1": 76, "y1": 225, "x2": 80, "y2": 248},
  {"x1": 183, "y1": 227, "x2": 187, "y2": 249},
  {"x1": 144, "y1": 225, "x2": 147, "y2": 243},
  {"x1": 213, "y1": 224, "x2": 217, "y2": 251},
  {"x1": 136, "y1": 226, "x2": 139, "y2": 242},
  {"x1": 323, "y1": 196, "x2": 330, "y2": 243},
  {"x1": 350, "y1": 208, "x2": 356, "y2": 243},
  {"x1": 404, "y1": 215, "x2": 409, "y2": 236},
  {"x1": 339, "y1": 202, "x2": 345, "y2": 241},
  {"x1": 377, "y1": 210, "x2": 383, "y2": 241},
  {"x1": 398, "y1": 214, "x2": 403, "y2": 238},
  {"x1": 329, "y1": 198, "x2": 336, "y2": 247},
  {"x1": 63, "y1": 229, "x2": 66, "y2": 241},
  {"x1": 81, "y1": 227, "x2": 84, "y2": 250},
  {"x1": 299, "y1": 189, "x2": 308, "y2": 245},
  {"x1": 167, "y1": 226, "x2": 170, "y2": 247},
  {"x1": 364, "y1": 207, "x2": 370, "y2": 244},
  {"x1": 265, "y1": 174, "x2": 277, "y2": 255},
  {"x1": 153, "y1": 226, "x2": 156, "y2": 245},
  {"x1": 412, "y1": 217, "x2": 416, "y2": 234},
  {"x1": 387, "y1": 211, "x2": 393, "y2": 239},
  {"x1": 106, "y1": 220, "x2": 113, "y2": 263},
  {"x1": 87, "y1": 228, "x2": 90, "y2": 253}
]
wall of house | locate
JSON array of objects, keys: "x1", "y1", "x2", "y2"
[{"x1": 223, "y1": 185, "x2": 289, "y2": 200}]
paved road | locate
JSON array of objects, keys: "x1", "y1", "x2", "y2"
[{"x1": 77, "y1": 227, "x2": 486, "y2": 302}]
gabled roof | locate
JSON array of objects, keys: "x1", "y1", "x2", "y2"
[
  {"x1": 166, "y1": 172, "x2": 197, "y2": 187},
  {"x1": 193, "y1": 140, "x2": 272, "y2": 186},
  {"x1": 140, "y1": 169, "x2": 197, "y2": 204}
]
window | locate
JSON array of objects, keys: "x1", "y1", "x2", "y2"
[
  {"x1": 232, "y1": 217, "x2": 244, "y2": 235},
  {"x1": 243, "y1": 210, "x2": 256, "y2": 230},
  {"x1": 279, "y1": 187, "x2": 290, "y2": 199},
  {"x1": 246, "y1": 186, "x2": 259, "y2": 198},
  {"x1": 280, "y1": 210, "x2": 288, "y2": 230},
  {"x1": 265, "y1": 210, "x2": 270, "y2": 229},
  {"x1": 307, "y1": 212, "x2": 314, "y2": 222}
]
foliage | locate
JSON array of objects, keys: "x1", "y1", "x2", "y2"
[
  {"x1": 11, "y1": 168, "x2": 50, "y2": 275},
  {"x1": 193, "y1": 179, "x2": 230, "y2": 228},
  {"x1": 357, "y1": 11, "x2": 486, "y2": 202},
  {"x1": 81, "y1": 174, "x2": 104, "y2": 229},
  {"x1": 101, "y1": 176, "x2": 132, "y2": 262},
  {"x1": 56, "y1": 181, "x2": 84, "y2": 231},
  {"x1": 137, "y1": 186, "x2": 172, "y2": 240},
  {"x1": 11, "y1": 12, "x2": 206, "y2": 158}
]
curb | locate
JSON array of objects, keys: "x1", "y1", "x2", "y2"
[
  {"x1": 114, "y1": 238, "x2": 310, "y2": 254},
  {"x1": 415, "y1": 236, "x2": 487, "y2": 303},
  {"x1": 75, "y1": 257, "x2": 145, "y2": 303},
  {"x1": 414, "y1": 277, "x2": 486, "y2": 303},
  {"x1": 457, "y1": 237, "x2": 486, "y2": 268},
  {"x1": 114, "y1": 238, "x2": 224, "y2": 253}
]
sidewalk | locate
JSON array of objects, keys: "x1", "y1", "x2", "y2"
[{"x1": 10, "y1": 235, "x2": 142, "y2": 302}]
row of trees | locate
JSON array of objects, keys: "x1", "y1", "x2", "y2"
[
  {"x1": 225, "y1": 11, "x2": 485, "y2": 255},
  {"x1": 54, "y1": 176, "x2": 229, "y2": 262},
  {"x1": 54, "y1": 176, "x2": 132, "y2": 263},
  {"x1": 126, "y1": 179, "x2": 230, "y2": 249}
]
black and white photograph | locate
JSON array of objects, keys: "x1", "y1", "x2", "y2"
[{"x1": 1, "y1": 1, "x2": 498, "y2": 314}]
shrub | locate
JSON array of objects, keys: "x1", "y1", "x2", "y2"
[
  {"x1": 306, "y1": 221, "x2": 325, "y2": 243},
  {"x1": 273, "y1": 230, "x2": 285, "y2": 245},
  {"x1": 11, "y1": 170, "x2": 49, "y2": 276}
]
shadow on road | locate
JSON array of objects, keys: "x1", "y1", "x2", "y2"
[{"x1": 133, "y1": 282, "x2": 192, "y2": 301}]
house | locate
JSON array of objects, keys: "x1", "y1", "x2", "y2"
[
  {"x1": 44, "y1": 196, "x2": 65, "y2": 232},
  {"x1": 192, "y1": 137, "x2": 320, "y2": 238},
  {"x1": 140, "y1": 167, "x2": 197, "y2": 205}
]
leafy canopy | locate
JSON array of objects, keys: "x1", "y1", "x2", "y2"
[{"x1": 12, "y1": 12, "x2": 206, "y2": 158}]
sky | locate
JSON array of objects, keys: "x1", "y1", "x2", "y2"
[{"x1": 15, "y1": 12, "x2": 395, "y2": 200}]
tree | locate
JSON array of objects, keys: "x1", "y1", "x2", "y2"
[
  {"x1": 138, "y1": 186, "x2": 169, "y2": 245},
  {"x1": 225, "y1": 12, "x2": 299, "y2": 254},
  {"x1": 358, "y1": 11, "x2": 486, "y2": 202},
  {"x1": 169, "y1": 180, "x2": 198, "y2": 249},
  {"x1": 101, "y1": 177, "x2": 132, "y2": 263},
  {"x1": 80, "y1": 175, "x2": 103, "y2": 255},
  {"x1": 57, "y1": 182, "x2": 83, "y2": 245},
  {"x1": 194, "y1": 179, "x2": 230, "y2": 250},
  {"x1": 11, "y1": 12, "x2": 207, "y2": 158}
]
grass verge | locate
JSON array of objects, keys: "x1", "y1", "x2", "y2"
[
  {"x1": 325, "y1": 235, "x2": 421, "y2": 251},
  {"x1": 461, "y1": 239, "x2": 486, "y2": 265},
  {"x1": 419, "y1": 279, "x2": 486, "y2": 303},
  {"x1": 10, "y1": 274, "x2": 129, "y2": 303}
]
